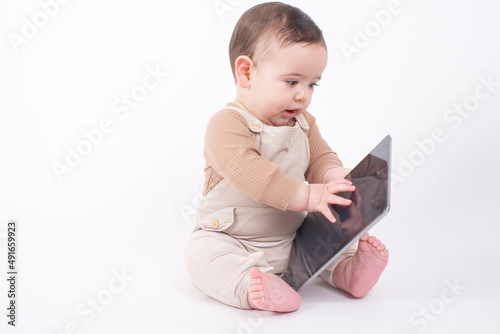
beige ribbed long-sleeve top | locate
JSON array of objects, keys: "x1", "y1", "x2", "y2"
[{"x1": 203, "y1": 106, "x2": 343, "y2": 211}]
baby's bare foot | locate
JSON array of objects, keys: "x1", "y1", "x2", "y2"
[
  {"x1": 333, "y1": 233, "x2": 389, "y2": 297},
  {"x1": 247, "y1": 268, "x2": 301, "y2": 312}
]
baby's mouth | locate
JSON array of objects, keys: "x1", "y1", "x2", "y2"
[{"x1": 283, "y1": 110, "x2": 296, "y2": 117}]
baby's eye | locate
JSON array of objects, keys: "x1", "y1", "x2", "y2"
[
  {"x1": 287, "y1": 80, "x2": 298, "y2": 86},
  {"x1": 309, "y1": 83, "x2": 319, "y2": 88}
]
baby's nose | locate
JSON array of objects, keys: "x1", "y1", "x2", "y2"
[{"x1": 294, "y1": 87, "x2": 307, "y2": 102}]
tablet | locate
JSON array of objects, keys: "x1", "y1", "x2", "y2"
[{"x1": 282, "y1": 135, "x2": 392, "y2": 291}]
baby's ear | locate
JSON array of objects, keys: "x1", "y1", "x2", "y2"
[{"x1": 234, "y1": 55, "x2": 254, "y2": 88}]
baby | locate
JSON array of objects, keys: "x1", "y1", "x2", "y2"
[{"x1": 185, "y1": 2, "x2": 388, "y2": 312}]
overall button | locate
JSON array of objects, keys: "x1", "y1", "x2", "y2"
[
  {"x1": 252, "y1": 123, "x2": 261, "y2": 130},
  {"x1": 212, "y1": 220, "x2": 220, "y2": 229}
]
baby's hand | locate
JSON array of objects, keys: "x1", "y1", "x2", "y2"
[
  {"x1": 307, "y1": 180, "x2": 355, "y2": 223},
  {"x1": 323, "y1": 167, "x2": 352, "y2": 184}
]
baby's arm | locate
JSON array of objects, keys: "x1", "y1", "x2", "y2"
[
  {"x1": 204, "y1": 109, "x2": 303, "y2": 210},
  {"x1": 287, "y1": 181, "x2": 355, "y2": 223},
  {"x1": 205, "y1": 108, "x2": 353, "y2": 222}
]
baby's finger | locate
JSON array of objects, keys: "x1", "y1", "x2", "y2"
[
  {"x1": 326, "y1": 194, "x2": 352, "y2": 206},
  {"x1": 326, "y1": 182, "x2": 355, "y2": 195},
  {"x1": 321, "y1": 206, "x2": 336, "y2": 223},
  {"x1": 326, "y1": 178, "x2": 352, "y2": 186}
]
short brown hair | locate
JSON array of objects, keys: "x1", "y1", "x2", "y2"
[{"x1": 229, "y1": 2, "x2": 326, "y2": 78}]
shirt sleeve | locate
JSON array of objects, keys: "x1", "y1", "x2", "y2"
[
  {"x1": 204, "y1": 109, "x2": 302, "y2": 210},
  {"x1": 303, "y1": 111, "x2": 343, "y2": 184}
]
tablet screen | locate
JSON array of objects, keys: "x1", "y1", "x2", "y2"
[{"x1": 282, "y1": 135, "x2": 391, "y2": 291}]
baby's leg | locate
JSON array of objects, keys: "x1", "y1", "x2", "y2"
[
  {"x1": 247, "y1": 268, "x2": 301, "y2": 312},
  {"x1": 185, "y1": 230, "x2": 274, "y2": 309},
  {"x1": 332, "y1": 233, "x2": 388, "y2": 297}
]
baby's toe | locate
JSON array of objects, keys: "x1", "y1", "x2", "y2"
[
  {"x1": 249, "y1": 267, "x2": 262, "y2": 279},
  {"x1": 371, "y1": 238, "x2": 381, "y2": 247},
  {"x1": 249, "y1": 284, "x2": 263, "y2": 293}
]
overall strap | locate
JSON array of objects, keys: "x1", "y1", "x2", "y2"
[
  {"x1": 224, "y1": 105, "x2": 310, "y2": 132},
  {"x1": 224, "y1": 106, "x2": 263, "y2": 133}
]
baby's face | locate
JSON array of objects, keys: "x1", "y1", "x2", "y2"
[{"x1": 246, "y1": 41, "x2": 328, "y2": 126}]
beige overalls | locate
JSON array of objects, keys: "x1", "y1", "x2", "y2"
[{"x1": 185, "y1": 106, "x2": 357, "y2": 309}]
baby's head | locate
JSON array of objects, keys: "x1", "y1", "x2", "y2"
[
  {"x1": 229, "y1": 2, "x2": 328, "y2": 126},
  {"x1": 229, "y1": 2, "x2": 326, "y2": 78}
]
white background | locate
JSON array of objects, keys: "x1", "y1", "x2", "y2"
[{"x1": 1, "y1": 0, "x2": 499, "y2": 333}]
